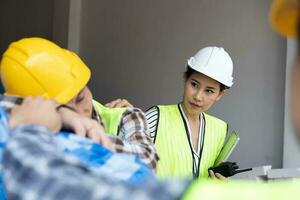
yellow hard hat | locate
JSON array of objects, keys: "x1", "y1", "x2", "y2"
[
  {"x1": 270, "y1": 0, "x2": 300, "y2": 37},
  {"x1": 0, "y1": 37, "x2": 91, "y2": 104}
]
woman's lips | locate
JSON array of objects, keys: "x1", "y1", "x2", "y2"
[{"x1": 190, "y1": 102, "x2": 201, "y2": 108}]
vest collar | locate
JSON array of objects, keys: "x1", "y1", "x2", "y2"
[{"x1": 178, "y1": 103, "x2": 206, "y2": 178}]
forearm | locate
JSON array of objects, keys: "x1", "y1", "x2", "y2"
[{"x1": 115, "y1": 108, "x2": 159, "y2": 170}]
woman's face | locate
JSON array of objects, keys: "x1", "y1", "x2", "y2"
[
  {"x1": 65, "y1": 86, "x2": 93, "y2": 118},
  {"x1": 183, "y1": 72, "x2": 224, "y2": 116}
]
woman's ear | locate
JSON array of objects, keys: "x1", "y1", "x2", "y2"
[{"x1": 215, "y1": 91, "x2": 225, "y2": 101}]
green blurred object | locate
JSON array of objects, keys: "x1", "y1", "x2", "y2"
[{"x1": 214, "y1": 131, "x2": 240, "y2": 166}]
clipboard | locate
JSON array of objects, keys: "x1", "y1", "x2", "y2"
[{"x1": 214, "y1": 131, "x2": 240, "y2": 166}]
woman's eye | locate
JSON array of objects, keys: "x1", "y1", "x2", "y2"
[
  {"x1": 206, "y1": 89, "x2": 214, "y2": 94},
  {"x1": 191, "y1": 82, "x2": 198, "y2": 88}
]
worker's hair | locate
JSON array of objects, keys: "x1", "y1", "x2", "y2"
[{"x1": 184, "y1": 65, "x2": 228, "y2": 91}]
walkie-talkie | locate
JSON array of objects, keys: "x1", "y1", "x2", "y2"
[{"x1": 209, "y1": 162, "x2": 252, "y2": 177}]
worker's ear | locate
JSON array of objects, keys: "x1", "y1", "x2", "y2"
[{"x1": 215, "y1": 91, "x2": 225, "y2": 102}]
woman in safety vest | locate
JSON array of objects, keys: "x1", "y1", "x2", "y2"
[{"x1": 108, "y1": 46, "x2": 234, "y2": 179}]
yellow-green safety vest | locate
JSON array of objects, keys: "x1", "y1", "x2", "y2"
[
  {"x1": 182, "y1": 178, "x2": 300, "y2": 200},
  {"x1": 92, "y1": 100, "x2": 126, "y2": 135},
  {"x1": 155, "y1": 104, "x2": 227, "y2": 179}
]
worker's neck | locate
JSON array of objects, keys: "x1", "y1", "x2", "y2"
[{"x1": 182, "y1": 104, "x2": 200, "y2": 122}]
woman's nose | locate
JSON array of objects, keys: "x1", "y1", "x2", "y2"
[{"x1": 194, "y1": 90, "x2": 204, "y2": 101}]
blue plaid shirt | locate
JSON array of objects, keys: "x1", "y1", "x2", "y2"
[{"x1": 0, "y1": 107, "x2": 190, "y2": 199}]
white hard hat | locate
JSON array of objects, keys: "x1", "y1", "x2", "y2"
[{"x1": 187, "y1": 46, "x2": 234, "y2": 87}]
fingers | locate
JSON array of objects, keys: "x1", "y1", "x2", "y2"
[
  {"x1": 87, "y1": 129, "x2": 102, "y2": 143},
  {"x1": 215, "y1": 173, "x2": 227, "y2": 180},
  {"x1": 209, "y1": 170, "x2": 216, "y2": 179},
  {"x1": 68, "y1": 116, "x2": 100, "y2": 138},
  {"x1": 116, "y1": 99, "x2": 132, "y2": 108},
  {"x1": 105, "y1": 99, "x2": 121, "y2": 108},
  {"x1": 61, "y1": 111, "x2": 115, "y2": 151},
  {"x1": 209, "y1": 170, "x2": 227, "y2": 181},
  {"x1": 105, "y1": 99, "x2": 133, "y2": 108},
  {"x1": 57, "y1": 106, "x2": 115, "y2": 150},
  {"x1": 98, "y1": 132, "x2": 114, "y2": 151},
  {"x1": 83, "y1": 119, "x2": 115, "y2": 151},
  {"x1": 70, "y1": 119, "x2": 86, "y2": 137},
  {"x1": 86, "y1": 124, "x2": 115, "y2": 151}
]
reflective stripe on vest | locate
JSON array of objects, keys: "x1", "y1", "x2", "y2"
[
  {"x1": 92, "y1": 100, "x2": 126, "y2": 136},
  {"x1": 155, "y1": 104, "x2": 227, "y2": 179}
]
